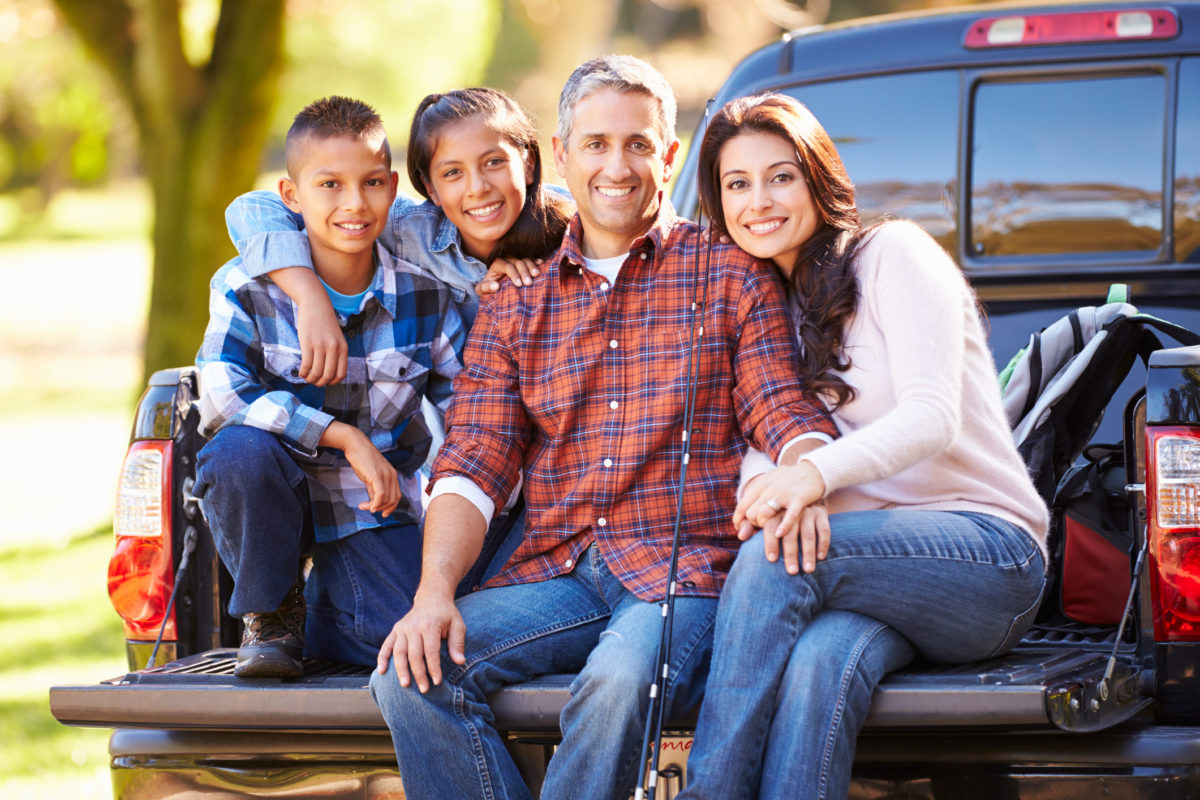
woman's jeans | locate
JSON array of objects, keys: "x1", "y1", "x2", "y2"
[
  {"x1": 369, "y1": 543, "x2": 718, "y2": 800},
  {"x1": 679, "y1": 509, "x2": 1046, "y2": 800}
]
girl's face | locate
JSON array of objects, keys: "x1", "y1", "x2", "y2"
[
  {"x1": 718, "y1": 131, "x2": 821, "y2": 276},
  {"x1": 424, "y1": 117, "x2": 534, "y2": 261}
]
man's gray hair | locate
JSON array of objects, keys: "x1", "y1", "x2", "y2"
[{"x1": 556, "y1": 55, "x2": 677, "y2": 146}]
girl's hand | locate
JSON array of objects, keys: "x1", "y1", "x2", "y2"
[
  {"x1": 734, "y1": 462, "x2": 828, "y2": 572},
  {"x1": 475, "y1": 257, "x2": 543, "y2": 295}
]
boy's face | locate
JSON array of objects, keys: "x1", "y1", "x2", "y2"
[{"x1": 280, "y1": 132, "x2": 398, "y2": 273}]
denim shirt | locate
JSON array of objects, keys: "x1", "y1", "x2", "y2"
[{"x1": 226, "y1": 190, "x2": 489, "y2": 327}]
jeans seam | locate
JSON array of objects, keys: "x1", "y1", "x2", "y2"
[
  {"x1": 452, "y1": 682, "x2": 497, "y2": 800},
  {"x1": 815, "y1": 621, "x2": 888, "y2": 800},
  {"x1": 332, "y1": 545, "x2": 366, "y2": 641}
]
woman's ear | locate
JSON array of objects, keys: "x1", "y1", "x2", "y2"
[{"x1": 423, "y1": 176, "x2": 442, "y2": 207}]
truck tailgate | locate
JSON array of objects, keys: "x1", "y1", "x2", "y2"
[{"x1": 51, "y1": 643, "x2": 1150, "y2": 735}]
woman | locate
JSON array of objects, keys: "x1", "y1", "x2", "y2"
[{"x1": 676, "y1": 93, "x2": 1049, "y2": 800}]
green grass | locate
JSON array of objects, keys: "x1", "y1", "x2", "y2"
[{"x1": 0, "y1": 527, "x2": 126, "y2": 799}]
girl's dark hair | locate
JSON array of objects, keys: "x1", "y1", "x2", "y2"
[
  {"x1": 698, "y1": 92, "x2": 875, "y2": 409},
  {"x1": 408, "y1": 87, "x2": 572, "y2": 261}
]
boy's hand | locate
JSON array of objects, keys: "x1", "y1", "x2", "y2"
[
  {"x1": 475, "y1": 257, "x2": 543, "y2": 296},
  {"x1": 321, "y1": 422, "x2": 400, "y2": 517},
  {"x1": 296, "y1": 299, "x2": 348, "y2": 386}
]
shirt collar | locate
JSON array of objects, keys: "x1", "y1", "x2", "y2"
[
  {"x1": 555, "y1": 193, "x2": 678, "y2": 276},
  {"x1": 431, "y1": 211, "x2": 462, "y2": 255},
  {"x1": 359, "y1": 243, "x2": 397, "y2": 321}
]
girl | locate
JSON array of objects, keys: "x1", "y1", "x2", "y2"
[
  {"x1": 226, "y1": 87, "x2": 572, "y2": 384},
  {"x1": 676, "y1": 93, "x2": 1049, "y2": 800}
]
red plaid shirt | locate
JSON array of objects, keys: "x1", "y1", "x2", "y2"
[{"x1": 432, "y1": 203, "x2": 835, "y2": 601}]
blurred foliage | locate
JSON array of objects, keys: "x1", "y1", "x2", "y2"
[{"x1": 0, "y1": 0, "x2": 136, "y2": 226}]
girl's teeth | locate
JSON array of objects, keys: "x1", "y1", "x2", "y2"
[{"x1": 469, "y1": 203, "x2": 502, "y2": 217}]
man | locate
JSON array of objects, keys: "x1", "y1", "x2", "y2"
[{"x1": 369, "y1": 56, "x2": 836, "y2": 800}]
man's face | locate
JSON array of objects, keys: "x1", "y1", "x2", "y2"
[{"x1": 552, "y1": 88, "x2": 679, "y2": 259}]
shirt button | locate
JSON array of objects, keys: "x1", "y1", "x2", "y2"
[
  {"x1": 598, "y1": 517, "x2": 607, "y2": 527},
  {"x1": 579, "y1": 268, "x2": 585, "y2": 275},
  {"x1": 603, "y1": 458, "x2": 613, "y2": 467},
  {"x1": 640, "y1": 253, "x2": 647, "y2": 260},
  {"x1": 601, "y1": 282, "x2": 610, "y2": 291},
  {"x1": 565, "y1": 558, "x2": 574, "y2": 569},
  {"x1": 609, "y1": 339, "x2": 618, "y2": 348},
  {"x1": 609, "y1": 400, "x2": 619, "y2": 410}
]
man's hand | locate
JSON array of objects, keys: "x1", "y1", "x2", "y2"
[
  {"x1": 321, "y1": 422, "x2": 399, "y2": 517},
  {"x1": 376, "y1": 587, "x2": 466, "y2": 692},
  {"x1": 475, "y1": 257, "x2": 543, "y2": 296},
  {"x1": 734, "y1": 462, "x2": 828, "y2": 572},
  {"x1": 747, "y1": 504, "x2": 831, "y2": 575}
]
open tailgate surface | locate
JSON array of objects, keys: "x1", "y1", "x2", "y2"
[{"x1": 51, "y1": 641, "x2": 1150, "y2": 735}]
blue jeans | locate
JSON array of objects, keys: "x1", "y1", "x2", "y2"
[
  {"x1": 195, "y1": 426, "x2": 424, "y2": 667},
  {"x1": 679, "y1": 510, "x2": 1046, "y2": 800},
  {"x1": 369, "y1": 543, "x2": 718, "y2": 800}
]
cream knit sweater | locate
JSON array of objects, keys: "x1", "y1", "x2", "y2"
[{"x1": 744, "y1": 220, "x2": 1049, "y2": 555}]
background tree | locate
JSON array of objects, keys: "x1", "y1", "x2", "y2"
[{"x1": 51, "y1": 0, "x2": 287, "y2": 378}]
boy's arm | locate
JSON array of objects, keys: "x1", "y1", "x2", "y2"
[
  {"x1": 320, "y1": 421, "x2": 400, "y2": 518},
  {"x1": 225, "y1": 190, "x2": 347, "y2": 387},
  {"x1": 196, "y1": 273, "x2": 334, "y2": 455}
]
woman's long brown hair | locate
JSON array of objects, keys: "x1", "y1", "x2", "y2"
[{"x1": 698, "y1": 93, "x2": 875, "y2": 409}]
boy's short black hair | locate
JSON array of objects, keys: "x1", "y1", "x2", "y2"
[{"x1": 286, "y1": 96, "x2": 391, "y2": 177}]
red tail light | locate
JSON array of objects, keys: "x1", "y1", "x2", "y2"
[
  {"x1": 108, "y1": 440, "x2": 177, "y2": 640},
  {"x1": 965, "y1": 9, "x2": 1177, "y2": 48},
  {"x1": 1146, "y1": 427, "x2": 1200, "y2": 641}
]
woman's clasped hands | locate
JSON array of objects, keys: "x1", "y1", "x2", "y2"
[{"x1": 733, "y1": 460, "x2": 829, "y2": 576}]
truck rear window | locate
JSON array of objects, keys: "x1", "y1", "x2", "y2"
[
  {"x1": 1177, "y1": 58, "x2": 1200, "y2": 264},
  {"x1": 785, "y1": 72, "x2": 959, "y2": 254},
  {"x1": 969, "y1": 72, "x2": 1165, "y2": 258}
]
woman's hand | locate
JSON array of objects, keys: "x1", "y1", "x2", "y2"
[
  {"x1": 475, "y1": 257, "x2": 543, "y2": 296},
  {"x1": 734, "y1": 462, "x2": 828, "y2": 573}
]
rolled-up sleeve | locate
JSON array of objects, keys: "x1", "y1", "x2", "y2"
[
  {"x1": 430, "y1": 295, "x2": 529, "y2": 510},
  {"x1": 731, "y1": 264, "x2": 837, "y2": 459}
]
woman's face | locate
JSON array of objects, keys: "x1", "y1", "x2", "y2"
[
  {"x1": 718, "y1": 131, "x2": 820, "y2": 275},
  {"x1": 424, "y1": 117, "x2": 533, "y2": 261}
]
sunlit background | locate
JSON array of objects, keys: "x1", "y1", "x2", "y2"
[{"x1": 0, "y1": 0, "x2": 997, "y2": 797}]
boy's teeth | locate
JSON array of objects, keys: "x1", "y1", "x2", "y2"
[
  {"x1": 340, "y1": 223, "x2": 367, "y2": 230},
  {"x1": 597, "y1": 187, "x2": 633, "y2": 197}
]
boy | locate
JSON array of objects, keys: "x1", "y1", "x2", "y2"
[{"x1": 194, "y1": 96, "x2": 464, "y2": 677}]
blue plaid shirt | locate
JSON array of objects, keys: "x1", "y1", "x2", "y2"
[{"x1": 197, "y1": 244, "x2": 465, "y2": 542}]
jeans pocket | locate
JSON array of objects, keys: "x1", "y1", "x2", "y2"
[{"x1": 985, "y1": 570, "x2": 1047, "y2": 659}]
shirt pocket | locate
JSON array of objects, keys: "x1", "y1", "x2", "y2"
[
  {"x1": 365, "y1": 346, "x2": 430, "y2": 428},
  {"x1": 262, "y1": 343, "x2": 308, "y2": 387}
]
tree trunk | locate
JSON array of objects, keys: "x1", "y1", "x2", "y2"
[{"x1": 52, "y1": 0, "x2": 286, "y2": 378}]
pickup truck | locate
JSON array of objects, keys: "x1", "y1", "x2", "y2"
[{"x1": 51, "y1": 2, "x2": 1200, "y2": 798}]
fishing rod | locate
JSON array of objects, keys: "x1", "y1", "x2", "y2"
[{"x1": 634, "y1": 99, "x2": 716, "y2": 800}]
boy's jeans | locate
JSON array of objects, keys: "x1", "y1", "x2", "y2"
[
  {"x1": 194, "y1": 426, "x2": 423, "y2": 667},
  {"x1": 369, "y1": 543, "x2": 718, "y2": 800},
  {"x1": 679, "y1": 510, "x2": 1046, "y2": 800}
]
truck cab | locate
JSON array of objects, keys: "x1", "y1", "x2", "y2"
[{"x1": 52, "y1": 3, "x2": 1200, "y2": 798}]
